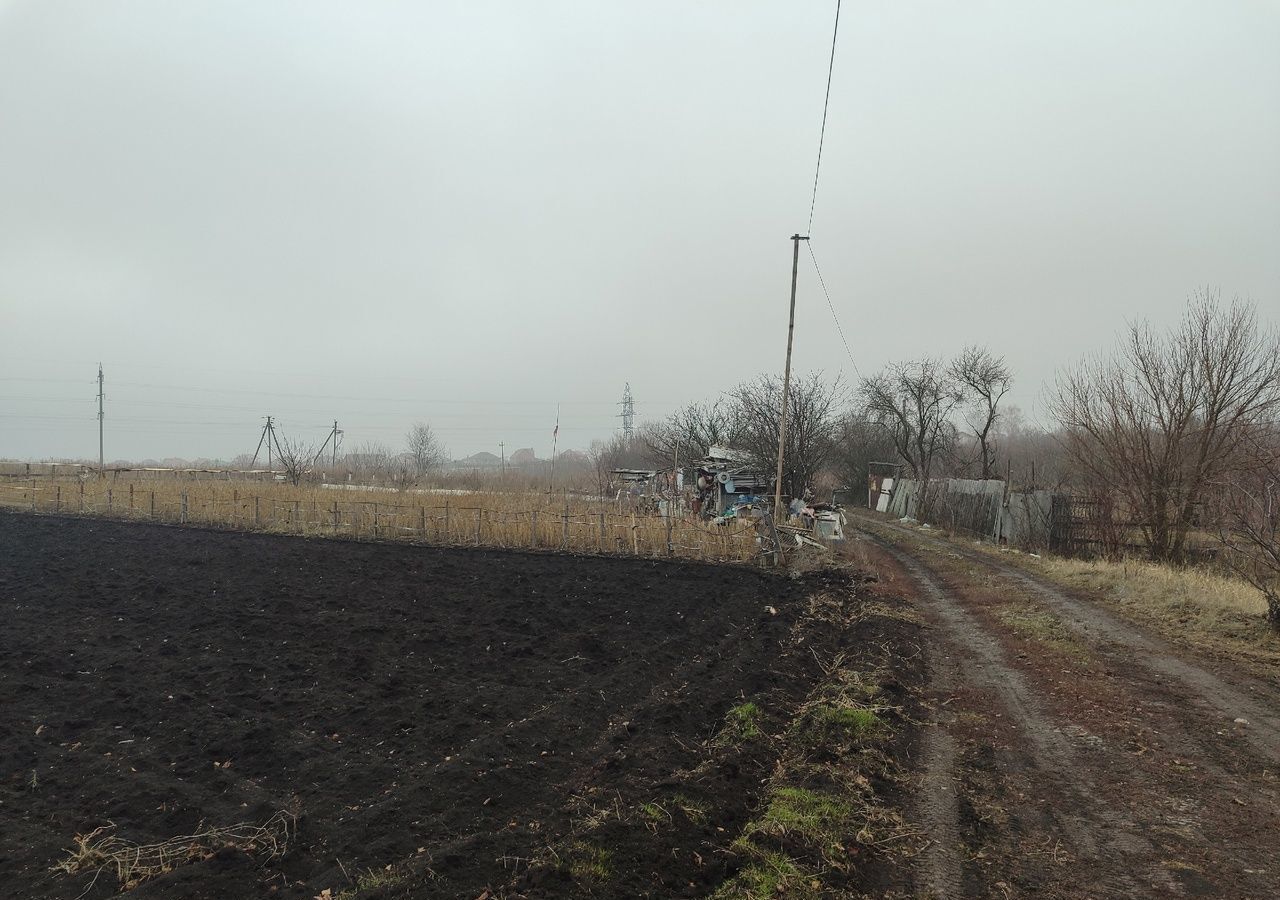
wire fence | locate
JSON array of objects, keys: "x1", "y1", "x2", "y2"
[{"x1": 0, "y1": 479, "x2": 763, "y2": 564}]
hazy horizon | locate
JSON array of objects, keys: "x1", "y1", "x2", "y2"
[{"x1": 3, "y1": 1, "x2": 1277, "y2": 463}]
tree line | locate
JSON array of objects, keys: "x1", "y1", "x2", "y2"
[{"x1": 638, "y1": 290, "x2": 1278, "y2": 623}]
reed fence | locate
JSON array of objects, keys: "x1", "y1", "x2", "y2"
[{"x1": 0, "y1": 479, "x2": 762, "y2": 564}]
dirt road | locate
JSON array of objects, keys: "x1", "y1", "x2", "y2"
[{"x1": 850, "y1": 512, "x2": 1280, "y2": 899}]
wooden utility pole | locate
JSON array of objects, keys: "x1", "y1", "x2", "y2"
[
  {"x1": 671, "y1": 439, "x2": 681, "y2": 519},
  {"x1": 312, "y1": 420, "x2": 342, "y2": 469},
  {"x1": 548, "y1": 406, "x2": 560, "y2": 493},
  {"x1": 774, "y1": 233, "x2": 808, "y2": 522},
  {"x1": 97, "y1": 363, "x2": 104, "y2": 474}
]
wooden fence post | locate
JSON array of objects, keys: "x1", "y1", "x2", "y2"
[
  {"x1": 475, "y1": 509, "x2": 482, "y2": 546},
  {"x1": 150, "y1": 490, "x2": 155, "y2": 519},
  {"x1": 531, "y1": 510, "x2": 538, "y2": 548},
  {"x1": 294, "y1": 500, "x2": 301, "y2": 533},
  {"x1": 599, "y1": 512, "x2": 605, "y2": 552},
  {"x1": 333, "y1": 500, "x2": 339, "y2": 533},
  {"x1": 420, "y1": 505, "x2": 426, "y2": 536},
  {"x1": 79, "y1": 481, "x2": 84, "y2": 512},
  {"x1": 180, "y1": 492, "x2": 188, "y2": 524},
  {"x1": 373, "y1": 502, "x2": 379, "y2": 539},
  {"x1": 253, "y1": 496, "x2": 259, "y2": 526},
  {"x1": 129, "y1": 484, "x2": 134, "y2": 512},
  {"x1": 444, "y1": 500, "x2": 450, "y2": 542},
  {"x1": 631, "y1": 510, "x2": 638, "y2": 555},
  {"x1": 107, "y1": 489, "x2": 113, "y2": 513},
  {"x1": 56, "y1": 485, "x2": 61, "y2": 512},
  {"x1": 562, "y1": 492, "x2": 569, "y2": 550},
  {"x1": 666, "y1": 514, "x2": 674, "y2": 557}
]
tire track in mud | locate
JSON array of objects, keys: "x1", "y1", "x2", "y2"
[
  {"x1": 866, "y1": 533, "x2": 1169, "y2": 898},
  {"x1": 870, "y1": 517, "x2": 1280, "y2": 766},
  {"x1": 915, "y1": 646, "x2": 963, "y2": 899}
]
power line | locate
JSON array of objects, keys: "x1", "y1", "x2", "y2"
[
  {"x1": 0, "y1": 376, "x2": 682, "y2": 406},
  {"x1": 807, "y1": 241, "x2": 861, "y2": 379},
  {"x1": 806, "y1": 0, "x2": 843, "y2": 235},
  {"x1": 799, "y1": 3, "x2": 859, "y2": 385}
]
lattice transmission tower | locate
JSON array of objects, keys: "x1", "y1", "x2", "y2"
[{"x1": 619, "y1": 383, "x2": 635, "y2": 438}]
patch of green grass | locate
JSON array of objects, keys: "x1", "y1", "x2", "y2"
[
  {"x1": 335, "y1": 865, "x2": 408, "y2": 899},
  {"x1": 741, "y1": 786, "x2": 857, "y2": 861},
  {"x1": 711, "y1": 850, "x2": 816, "y2": 899},
  {"x1": 790, "y1": 702, "x2": 885, "y2": 751},
  {"x1": 716, "y1": 701, "x2": 764, "y2": 744},
  {"x1": 639, "y1": 801, "x2": 669, "y2": 823},
  {"x1": 671, "y1": 793, "x2": 709, "y2": 826},
  {"x1": 993, "y1": 603, "x2": 1088, "y2": 659},
  {"x1": 827, "y1": 705, "x2": 882, "y2": 736},
  {"x1": 566, "y1": 842, "x2": 612, "y2": 882}
]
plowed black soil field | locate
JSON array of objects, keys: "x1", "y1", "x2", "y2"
[{"x1": 0, "y1": 513, "x2": 913, "y2": 899}]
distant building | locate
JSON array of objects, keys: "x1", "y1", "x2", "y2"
[
  {"x1": 509, "y1": 447, "x2": 539, "y2": 466},
  {"x1": 445, "y1": 451, "x2": 503, "y2": 474}
]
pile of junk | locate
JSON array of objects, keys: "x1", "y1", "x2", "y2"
[
  {"x1": 692, "y1": 447, "x2": 771, "y2": 523},
  {"x1": 786, "y1": 495, "x2": 847, "y2": 542},
  {"x1": 693, "y1": 447, "x2": 845, "y2": 544}
]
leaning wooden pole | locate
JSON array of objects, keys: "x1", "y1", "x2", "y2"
[{"x1": 774, "y1": 233, "x2": 808, "y2": 522}]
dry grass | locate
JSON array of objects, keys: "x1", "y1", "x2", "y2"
[
  {"x1": 1026, "y1": 554, "x2": 1279, "y2": 673},
  {"x1": 53, "y1": 810, "x2": 295, "y2": 891},
  {"x1": 1035, "y1": 554, "x2": 1267, "y2": 619},
  {"x1": 0, "y1": 476, "x2": 761, "y2": 563}
]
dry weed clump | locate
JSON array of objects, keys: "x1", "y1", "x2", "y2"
[{"x1": 53, "y1": 809, "x2": 295, "y2": 891}]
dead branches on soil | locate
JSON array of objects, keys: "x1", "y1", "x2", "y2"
[{"x1": 53, "y1": 809, "x2": 296, "y2": 891}]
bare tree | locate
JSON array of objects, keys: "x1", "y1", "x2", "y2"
[
  {"x1": 859, "y1": 357, "x2": 964, "y2": 491},
  {"x1": 993, "y1": 407, "x2": 1073, "y2": 490},
  {"x1": 830, "y1": 412, "x2": 900, "y2": 493},
  {"x1": 732, "y1": 372, "x2": 843, "y2": 499},
  {"x1": 588, "y1": 435, "x2": 630, "y2": 496},
  {"x1": 1050, "y1": 291, "x2": 1280, "y2": 561},
  {"x1": 405, "y1": 422, "x2": 448, "y2": 477},
  {"x1": 274, "y1": 435, "x2": 317, "y2": 486},
  {"x1": 1213, "y1": 431, "x2": 1280, "y2": 627},
  {"x1": 343, "y1": 441, "x2": 393, "y2": 482},
  {"x1": 642, "y1": 400, "x2": 744, "y2": 466},
  {"x1": 950, "y1": 345, "x2": 1012, "y2": 479}
]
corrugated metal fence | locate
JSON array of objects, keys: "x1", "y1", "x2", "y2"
[{"x1": 884, "y1": 478, "x2": 1058, "y2": 550}]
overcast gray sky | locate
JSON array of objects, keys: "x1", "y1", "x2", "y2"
[{"x1": 1, "y1": 1, "x2": 1277, "y2": 463}]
